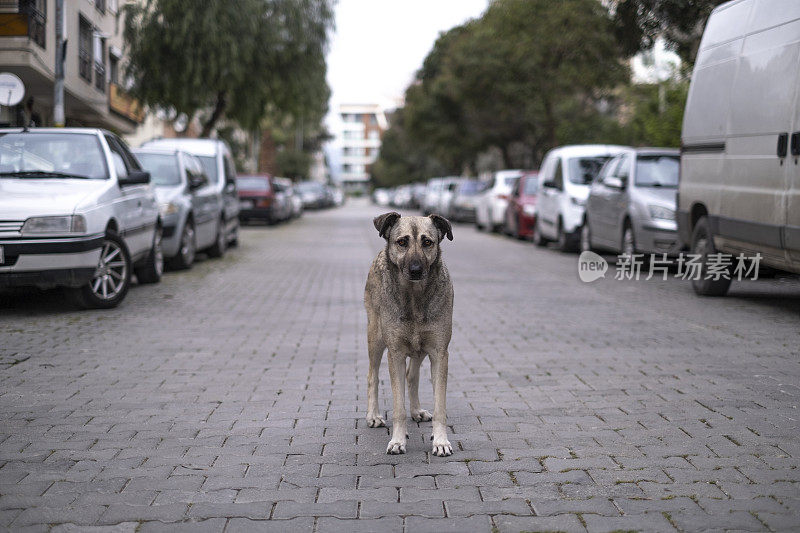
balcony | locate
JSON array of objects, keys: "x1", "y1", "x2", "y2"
[
  {"x1": 109, "y1": 83, "x2": 145, "y2": 123},
  {"x1": 0, "y1": 0, "x2": 46, "y2": 48}
]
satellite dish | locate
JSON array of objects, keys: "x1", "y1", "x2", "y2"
[{"x1": 0, "y1": 73, "x2": 25, "y2": 107}]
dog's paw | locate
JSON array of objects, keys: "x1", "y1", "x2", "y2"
[
  {"x1": 411, "y1": 409, "x2": 432, "y2": 422},
  {"x1": 431, "y1": 438, "x2": 453, "y2": 457},
  {"x1": 366, "y1": 414, "x2": 386, "y2": 428},
  {"x1": 386, "y1": 439, "x2": 406, "y2": 455}
]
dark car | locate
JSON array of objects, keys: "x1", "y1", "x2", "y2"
[
  {"x1": 296, "y1": 181, "x2": 328, "y2": 209},
  {"x1": 237, "y1": 175, "x2": 281, "y2": 224},
  {"x1": 504, "y1": 171, "x2": 539, "y2": 239},
  {"x1": 448, "y1": 179, "x2": 483, "y2": 222}
]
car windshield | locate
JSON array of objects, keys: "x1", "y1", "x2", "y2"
[
  {"x1": 523, "y1": 176, "x2": 539, "y2": 195},
  {"x1": 237, "y1": 177, "x2": 270, "y2": 191},
  {"x1": 196, "y1": 155, "x2": 219, "y2": 183},
  {"x1": 635, "y1": 155, "x2": 679, "y2": 188},
  {"x1": 568, "y1": 157, "x2": 611, "y2": 184},
  {"x1": 0, "y1": 132, "x2": 108, "y2": 179},
  {"x1": 135, "y1": 153, "x2": 181, "y2": 186},
  {"x1": 458, "y1": 181, "x2": 481, "y2": 195},
  {"x1": 296, "y1": 182, "x2": 323, "y2": 193}
]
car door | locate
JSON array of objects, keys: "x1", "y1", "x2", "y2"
[
  {"x1": 539, "y1": 156, "x2": 564, "y2": 239},
  {"x1": 105, "y1": 134, "x2": 151, "y2": 259},
  {"x1": 222, "y1": 151, "x2": 239, "y2": 225},
  {"x1": 787, "y1": 60, "x2": 800, "y2": 269},
  {"x1": 183, "y1": 153, "x2": 217, "y2": 248},
  {"x1": 608, "y1": 154, "x2": 632, "y2": 247},
  {"x1": 587, "y1": 156, "x2": 619, "y2": 246}
]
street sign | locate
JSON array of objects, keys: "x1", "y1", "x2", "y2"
[{"x1": 0, "y1": 72, "x2": 24, "y2": 107}]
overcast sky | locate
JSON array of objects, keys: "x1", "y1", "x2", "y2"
[{"x1": 325, "y1": 0, "x2": 490, "y2": 111}]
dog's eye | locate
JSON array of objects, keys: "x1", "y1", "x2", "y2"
[
  {"x1": 421, "y1": 238, "x2": 433, "y2": 247},
  {"x1": 396, "y1": 238, "x2": 409, "y2": 247}
]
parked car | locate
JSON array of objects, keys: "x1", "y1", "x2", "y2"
[
  {"x1": 391, "y1": 185, "x2": 413, "y2": 208},
  {"x1": 533, "y1": 145, "x2": 628, "y2": 251},
  {"x1": 273, "y1": 177, "x2": 303, "y2": 218},
  {"x1": 142, "y1": 137, "x2": 239, "y2": 254},
  {"x1": 296, "y1": 181, "x2": 329, "y2": 209},
  {"x1": 134, "y1": 148, "x2": 222, "y2": 269},
  {"x1": 422, "y1": 178, "x2": 445, "y2": 215},
  {"x1": 583, "y1": 148, "x2": 680, "y2": 256},
  {"x1": 436, "y1": 177, "x2": 462, "y2": 217},
  {"x1": 411, "y1": 183, "x2": 427, "y2": 209},
  {"x1": 269, "y1": 178, "x2": 296, "y2": 222},
  {"x1": 372, "y1": 187, "x2": 392, "y2": 206},
  {"x1": 449, "y1": 179, "x2": 483, "y2": 223},
  {"x1": 237, "y1": 175, "x2": 290, "y2": 224},
  {"x1": 503, "y1": 172, "x2": 539, "y2": 239},
  {"x1": 329, "y1": 184, "x2": 345, "y2": 206},
  {"x1": 0, "y1": 128, "x2": 162, "y2": 308},
  {"x1": 678, "y1": 0, "x2": 800, "y2": 296},
  {"x1": 475, "y1": 170, "x2": 523, "y2": 232}
]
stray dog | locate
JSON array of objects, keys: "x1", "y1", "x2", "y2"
[{"x1": 364, "y1": 212, "x2": 454, "y2": 456}]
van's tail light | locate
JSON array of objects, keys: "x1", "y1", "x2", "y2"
[
  {"x1": 496, "y1": 194, "x2": 508, "y2": 200},
  {"x1": 256, "y1": 197, "x2": 273, "y2": 208}
]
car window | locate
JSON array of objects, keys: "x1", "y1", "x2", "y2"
[
  {"x1": 553, "y1": 159, "x2": 564, "y2": 190},
  {"x1": 635, "y1": 155, "x2": 679, "y2": 188},
  {"x1": 567, "y1": 156, "x2": 611, "y2": 185},
  {"x1": 617, "y1": 156, "x2": 631, "y2": 181},
  {"x1": 523, "y1": 176, "x2": 539, "y2": 195},
  {"x1": 197, "y1": 156, "x2": 219, "y2": 183},
  {"x1": 0, "y1": 132, "x2": 109, "y2": 179},
  {"x1": 105, "y1": 135, "x2": 131, "y2": 178},
  {"x1": 599, "y1": 156, "x2": 620, "y2": 183},
  {"x1": 135, "y1": 152, "x2": 181, "y2": 186},
  {"x1": 224, "y1": 154, "x2": 236, "y2": 184}
]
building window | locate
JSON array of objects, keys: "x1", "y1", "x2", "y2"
[
  {"x1": 78, "y1": 16, "x2": 92, "y2": 82},
  {"x1": 368, "y1": 130, "x2": 380, "y2": 140},
  {"x1": 95, "y1": 0, "x2": 106, "y2": 14},
  {"x1": 94, "y1": 32, "x2": 106, "y2": 92},
  {"x1": 108, "y1": 0, "x2": 118, "y2": 14},
  {"x1": 27, "y1": 0, "x2": 46, "y2": 48},
  {"x1": 109, "y1": 55, "x2": 119, "y2": 85}
]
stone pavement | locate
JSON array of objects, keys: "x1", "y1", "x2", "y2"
[{"x1": 1, "y1": 199, "x2": 799, "y2": 532}]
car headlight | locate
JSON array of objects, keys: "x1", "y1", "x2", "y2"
[
  {"x1": 22, "y1": 215, "x2": 86, "y2": 234},
  {"x1": 159, "y1": 202, "x2": 180, "y2": 216},
  {"x1": 523, "y1": 204, "x2": 536, "y2": 216},
  {"x1": 648, "y1": 205, "x2": 675, "y2": 221},
  {"x1": 570, "y1": 196, "x2": 586, "y2": 207}
]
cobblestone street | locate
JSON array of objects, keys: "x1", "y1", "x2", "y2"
[{"x1": 2, "y1": 199, "x2": 800, "y2": 532}]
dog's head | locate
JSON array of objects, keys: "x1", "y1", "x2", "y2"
[{"x1": 374, "y1": 212, "x2": 453, "y2": 282}]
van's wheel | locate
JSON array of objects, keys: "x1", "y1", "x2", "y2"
[
  {"x1": 533, "y1": 219, "x2": 549, "y2": 247},
  {"x1": 691, "y1": 216, "x2": 732, "y2": 296},
  {"x1": 69, "y1": 231, "x2": 131, "y2": 309},
  {"x1": 555, "y1": 219, "x2": 575, "y2": 253},
  {"x1": 581, "y1": 220, "x2": 594, "y2": 253},
  {"x1": 135, "y1": 225, "x2": 164, "y2": 284},
  {"x1": 207, "y1": 217, "x2": 227, "y2": 258},
  {"x1": 168, "y1": 218, "x2": 196, "y2": 270}
]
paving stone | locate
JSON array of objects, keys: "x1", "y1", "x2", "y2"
[{"x1": 225, "y1": 517, "x2": 314, "y2": 533}]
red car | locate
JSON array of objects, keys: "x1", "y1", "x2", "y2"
[
  {"x1": 504, "y1": 171, "x2": 539, "y2": 239},
  {"x1": 237, "y1": 175, "x2": 278, "y2": 224}
]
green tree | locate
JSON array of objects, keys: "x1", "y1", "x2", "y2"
[
  {"x1": 124, "y1": 0, "x2": 333, "y2": 137},
  {"x1": 372, "y1": 110, "x2": 448, "y2": 187},
  {"x1": 609, "y1": 0, "x2": 727, "y2": 66}
]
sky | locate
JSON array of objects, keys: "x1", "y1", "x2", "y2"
[{"x1": 325, "y1": 0, "x2": 490, "y2": 111}]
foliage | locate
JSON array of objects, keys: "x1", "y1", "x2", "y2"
[
  {"x1": 623, "y1": 81, "x2": 688, "y2": 147},
  {"x1": 275, "y1": 149, "x2": 312, "y2": 181},
  {"x1": 124, "y1": 0, "x2": 334, "y2": 136},
  {"x1": 609, "y1": 0, "x2": 727, "y2": 66}
]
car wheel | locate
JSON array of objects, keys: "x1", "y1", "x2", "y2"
[
  {"x1": 229, "y1": 220, "x2": 239, "y2": 247},
  {"x1": 622, "y1": 223, "x2": 636, "y2": 257},
  {"x1": 69, "y1": 231, "x2": 132, "y2": 309},
  {"x1": 555, "y1": 219, "x2": 575, "y2": 253},
  {"x1": 135, "y1": 225, "x2": 164, "y2": 284},
  {"x1": 207, "y1": 218, "x2": 227, "y2": 258},
  {"x1": 533, "y1": 219, "x2": 549, "y2": 247},
  {"x1": 581, "y1": 220, "x2": 594, "y2": 253},
  {"x1": 690, "y1": 216, "x2": 732, "y2": 296},
  {"x1": 168, "y1": 219, "x2": 196, "y2": 270}
]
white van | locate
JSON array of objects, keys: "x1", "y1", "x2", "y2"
[
  {"x1": 678, "y1": 0, "x2": 800, "y2": 295},
  {"x1": 533, "y1": 145, "x2": 628, "y2": 251}
]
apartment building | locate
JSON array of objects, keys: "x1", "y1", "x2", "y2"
[
  {"x1": 335, "y1": 103, "x2": 387, "y2": 191},
  {"x1": 0, "y1": 0, "x2": 142, "y2": 131}
]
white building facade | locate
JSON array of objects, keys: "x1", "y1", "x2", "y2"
[{"x1": 331, "y1": 103, "x2": 387, "y2": 192}]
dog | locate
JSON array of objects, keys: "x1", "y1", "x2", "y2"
[{"x1": 364, "y1": 212, "x2": 454, "y2": 456}]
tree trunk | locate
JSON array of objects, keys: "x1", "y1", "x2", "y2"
[{"x1": 201, "y1": 91, "x2": 227, "y2": 137}]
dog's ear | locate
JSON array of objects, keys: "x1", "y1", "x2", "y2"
[
  {"x1": 429, "y1": 214, "x2": 453, "y2": 242},
  {"x1": 373, "y1": 211, "x2": 401, "y2": 239}
]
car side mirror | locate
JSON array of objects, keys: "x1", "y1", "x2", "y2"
[
  {"x1": 543, "y1": 180, "x2": 556, "y2": 189},
  {"x1": 119, "y1": 169, "x2": 150, "y2": 186},
  {"x1": 604, "y1": 176, "x2": 624, "y2": 189},
  {"x1": 188, "y1": 172, "x2": 207, "y2": 190}
]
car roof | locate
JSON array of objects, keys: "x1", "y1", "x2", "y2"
[
  {"x1": 132, "y1": 147, "x2": 182, "y2": 156},
  {"x1": 238, "y1": 174, "x2": 270, "y2": 180},
  {"x1": 0, "y1": 127, "x2": 105, "y2": 135},
  {"x1": 634, "y1": 147, "x2": 680, "y2": 157},
  {"x1": 142, "y1": 137, "x2": 225, "y2": 157},
  {"x1": 550, "y1": 144, "x2": 631, "y2": 157}
]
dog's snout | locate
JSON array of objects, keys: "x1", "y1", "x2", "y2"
[{"x1": 409, "y1": 260, "x2": 423, "y2": 279}]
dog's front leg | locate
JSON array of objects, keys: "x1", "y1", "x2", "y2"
[
  {"x1": 386, "y1": 352, "x2": 407, "y2": 454},
  {"x1": 407, "y1": 357, "x2": 432, "y2": 422},
  {"x1": 429, "y1": 351, "x2": 453, "y2": 457}
]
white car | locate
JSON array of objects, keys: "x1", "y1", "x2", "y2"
[
  {"x1": 533, "y1": 145, "x2": 629, "y2": 251},
  {"x1": 475, "y1": 170, "x2": 523, "y2": 231},
  {"x1": 0, "y1": 128, "x2": 163, "y2": 308}
]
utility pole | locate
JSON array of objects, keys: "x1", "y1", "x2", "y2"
[{"x1": 53, "y1": 0, "x2": 65, "y2": 127}]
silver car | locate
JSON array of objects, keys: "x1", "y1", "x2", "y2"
[
  {"x1": 582, "y1": 148, "x2": 681, "y2": 256},
  {"x1": 133, "y1": 148, "x2": 222, "y2": 269}
]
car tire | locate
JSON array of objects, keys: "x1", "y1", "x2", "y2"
[
  {"x1": 513, "y1": 215, "x2": 524, "y2": 240},
  {"x1": 690, "y1": 216, "x2": 732, "y2": 297},
  {"x1": 168, "y1": 219, "x2": 196, "y2": 270},
  {"x1": 533, "y1": 219, "x2": 549, "y2": 247},
  {"x1": 207, "y1": 218, "x2": 227, "y2": 258},
  {"x1": 229, "y1": 220, "x2": 239, "y2": 247},
  {"x1": 581, "y1": 219, "x2": 594, "y2": 253},
  {"x1": 135, "y1": 225, "x2": 164, "y2": 284},
  {"x1": 555, "y1": 219, "x2": 576, "y2": 253},
  {"x1": 621, "y1": 223, "x2": 637, "y2": 257},
  {"x1": 69, "y1": 231, "x2": 132, "y2": 309}
]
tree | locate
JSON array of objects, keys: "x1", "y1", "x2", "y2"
[
  {"x1": 609, "y1": 0, "x2": 727, "y2": 66},
  {"x1": 372, "y1": 110, "x2": 448, "y2": 187},
  {"x1": 124, "y1": 0, "x2": 333, "y2": 137}
]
